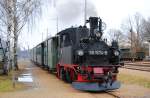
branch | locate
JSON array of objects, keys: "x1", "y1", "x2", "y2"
[{"x1": 15, "y1": 0, "x2": 41, "y2": 35}]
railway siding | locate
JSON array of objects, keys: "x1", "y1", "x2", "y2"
[{"x1": 123, "y1": 62, "x2": 150, "y2": 72}]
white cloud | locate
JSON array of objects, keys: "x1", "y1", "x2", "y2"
[{"x1": 20, "y1": 0, "x2": 150, "y2": 49}]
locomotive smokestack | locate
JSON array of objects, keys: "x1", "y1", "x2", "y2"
[
  {"x1": 89, "y1": 17, "x2": 98, "y2": 37},
  {"x1": 88, "y1": 17, "x2": 102, "y2": 38}
]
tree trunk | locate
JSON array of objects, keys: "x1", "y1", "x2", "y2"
[
  {"x1": 13, "y1": 35, "x2": 18, "y2": 70},
  {"x1": 13, "y1": 0, "x2": 18, "y2": 70},
  {"x1": 7, "y1": 24, "x2": 12, "y2": 71},
  {"x1": 6, "y1": 0, "x2": 13, "y2": 71},
  {"x1": 13, "y1": 18, "x2": 19, "y2": 70}
]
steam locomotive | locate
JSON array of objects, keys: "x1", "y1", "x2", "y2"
[{"x1": 31, "y1": 17, "x2": 123, "y2": 91}]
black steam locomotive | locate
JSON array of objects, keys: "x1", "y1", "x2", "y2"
[{"x1": 31, "y1": 17, "x2": 123, "y2": 91}]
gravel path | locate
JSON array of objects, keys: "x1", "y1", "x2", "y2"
[{"x1": 0, "y1": 60, "x2": 150, "y2": 98}]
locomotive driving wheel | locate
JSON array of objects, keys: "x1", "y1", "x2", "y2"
[
  {"x1": 65, "y1": 70, "x2": 72, "y2": 83},
  {"x1": 60, "y1": 67, "x2": 66, "y2": 81}
]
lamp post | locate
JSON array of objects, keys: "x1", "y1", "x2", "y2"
[{"x1": 84, "y1": 0, "x2": 87, "y2": 26}]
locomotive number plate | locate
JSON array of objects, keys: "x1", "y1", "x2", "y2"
[{"x1": 88, "y1": 50, "x2": 107, "y2": 55}]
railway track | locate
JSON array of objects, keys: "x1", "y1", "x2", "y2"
[
  {"x1": 91, "y1": 91, "x2": 120, "y2": 98},
  {"x1": 104, "y1": 91, "x2": 120, "y2": 98},
  {"x1": 126, "y1": 63, "x2": 150, "y2": 67},
  {"x1": 123, "y1": 63, "x2": 150, "y2": 72}
]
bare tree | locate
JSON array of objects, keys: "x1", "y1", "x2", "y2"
[
  {"x1": 121, "y1": 13, "x2": 145, "y2": 53},
  {"x1": 108, "y1": 29, "x2": 126, "y2": 47},
  {"x1": 133, "y1": 13, "x2": 145, "y2": 51},
  {"x1": 0, "y1": 0, "x2": 42, "y2": 70},
  {"x1": 143, "y1": 18, "x2": 150, "y2": 41}
]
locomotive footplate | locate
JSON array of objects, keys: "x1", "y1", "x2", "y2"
[{"x1": 72, "y1": 81, "x2": 121, "y2": 91}]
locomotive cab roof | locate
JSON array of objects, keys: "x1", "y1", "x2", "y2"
[{"x1": 57, "y1": 26, "x2": 90, "y2": 45}]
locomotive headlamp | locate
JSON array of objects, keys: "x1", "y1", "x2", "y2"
[
  {"x1": 104, "y1": 51, "x2": 108, "y2": 55},
  {"x1": 114, "y1": 50, "x2": 119, "y2": 56},
  {"x1": 77, "y1": 50, "x2": 84, "y2": 56}
]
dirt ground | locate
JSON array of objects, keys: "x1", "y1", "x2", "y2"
[
  {"x1": 119, "y1": 68, "x2": 150, "y2": 79},
  {"x1": 0, "y1": 60, "x2": 150, "y2": 98}
]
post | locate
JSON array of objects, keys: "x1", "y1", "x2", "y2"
[
  {"x1": 56, "y1": 16, "x2": 58, "y2": 33},
  {"x1": 84, "y1": 0, "x2": 87, "y2": 26},
  {"x1": 47, "y1": 28, "x2": 48, "y2": 38},
  {"x1": 130, "y1": 28, "x2": 134, "y2": 61},
  {"x1": 42, "y1": 32, "x2": 43, "y2": 41}
]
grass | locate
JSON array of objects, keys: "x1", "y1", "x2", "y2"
[
  {"x1": 118, "y1": 73, "x2": 150, "y2": 88},
  {"x1": 0, "y1": 71, "x2": 25, "y2": 92}
]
